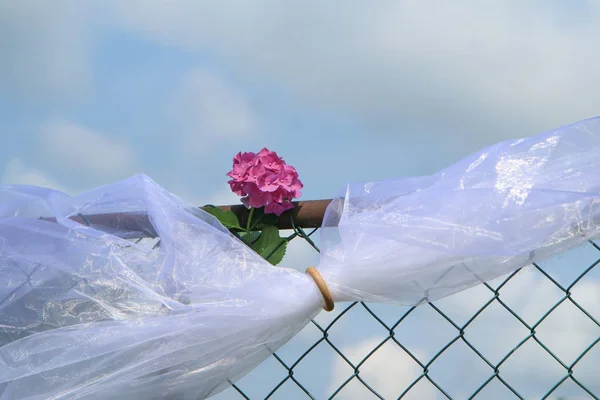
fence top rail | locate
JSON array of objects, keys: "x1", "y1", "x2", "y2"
[{"x1": 38, "y1": 199, "x2": 333, "y2": 235}]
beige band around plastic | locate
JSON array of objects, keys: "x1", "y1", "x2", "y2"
[{"x1": 305, "y1": 267, "x2": 334, "y2": 312}]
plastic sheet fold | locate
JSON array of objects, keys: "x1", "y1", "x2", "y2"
[
  {"x1": 1, "y1": 116, "x2": 600, "y2": 398},
  {"x1": 319, "y1": 116, "x2": 600, "y2": 305}
]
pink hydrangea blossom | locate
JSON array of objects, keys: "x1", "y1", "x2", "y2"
[
  {"x1": 265, "y1": 200, "x2": 293, "y2": 215},
  {"x1": 257, "y1": 172, "x2": 280, "y2": 192},
  {"x1": 227, "y1": 148, "x2": 303, "y2": 216}
]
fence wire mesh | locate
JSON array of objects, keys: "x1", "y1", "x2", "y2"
[
  {"x1": 21, "y1": 211, "x2": 599, "y2": 399},
  {"x1": 212, "y1": 221, "x2": 600, "y2": 400}
]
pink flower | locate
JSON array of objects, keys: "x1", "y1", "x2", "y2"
[
  {"x1": 234, "y1": 151, "x2": 257, "y2": 167},
  {"x1": 265, "y1": 200, "x2": 294, "y2": 215},
  {"x1": 241, "y1": 183, "x2": 273, "y2": 208},
  {"x1": 257, "y1": 148, "x2": 283, "y2": 172},
  {"x1": 228, "y1": 180, "x2": 245, "y2": 196},
  {"x1": 269, "y1": 187, "x2": 286, "y2": 203},
  {"x1": 288, "y1": 179, "x2": 303, "y2": 198},
  {"x1": 277, "y1": 168, "x2": 302, "y2": 198},
  {"x1": 226, "y1": 147, "x2": 303, "y2": 216},
  {"x1": 279, "y1": 168, "x2": 298, "y2": 186},
  {"x1": 283, "y1": 164, "x2": 297, "y2": 174},
  {"x1": 227, "y1": 152, "x2": 255, "y2": 181},
  {"x1": 246, "y1": 164, "x2": 265, "y2": 183},
  {"x1": 257, "y1": 172, "x2": 280, "y2": 192}
]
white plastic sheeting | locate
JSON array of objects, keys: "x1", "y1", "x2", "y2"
[{"x1": 1, "y1": 116, "x2": 600, "y2": 398}]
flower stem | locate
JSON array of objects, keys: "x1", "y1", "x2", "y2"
[{"x1": 245, "y1": 207, "x2": 255, "y2": 238}]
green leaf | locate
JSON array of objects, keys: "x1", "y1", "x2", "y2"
[
  {"x1": 249, "y1": 207, "x2": 279, "y2": 230},
  {"x1": 250, "y1": 225, "x2": 287, "y2": 265},
  {"x1": 239, "y1": 231, "x2": 261, "y2": 244},
  {"x1": 201, "y1": 205, "x2": 243, "y2": 230}
]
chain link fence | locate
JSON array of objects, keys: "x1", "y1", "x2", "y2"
[
  {"x1": 10, "y1": 211, "x2": 598, "y2": 399},
  {"x1": 212, "y1": 224, "x2": 600, "y2": 400}
]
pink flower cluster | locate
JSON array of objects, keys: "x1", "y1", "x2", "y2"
[{"x1": 227, "y1": 148, "x2": 303, "y2": 216}]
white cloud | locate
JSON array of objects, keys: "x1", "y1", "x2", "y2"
[
  {"x1": 1, "y1": 157, "x2": 70, "y2": 193},
  {"x1": 401, "y1": 264, "x2": 600, "y2": 398},
  {"x1": 39, "y1": 120, "x2": 138, "y2": 181},
  {"x1": 166, "y1": 184, "x2": 241, "y2": 211},
  {"x1": 170, "y1": 68, "x2": 257, "y2": 152},
  {"x1": 196, "y1": 185, "x2": 243, "y2": 207},
  {"x1": 110, "y1": 0, "x2": 600, "y2": 146},
  {"x1": 328, "y1": 338, "x2": 436, "y2": 399},
  {"x1": 0, "y1": 1, "x2": 94, "y2": 99},
  {"x1": 317, "y1": 270, "x2": 600, "y2": 399}
]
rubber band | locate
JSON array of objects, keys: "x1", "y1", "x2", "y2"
[{"x1": 305, "y1": 267, "x2": 334, "y2": 312}]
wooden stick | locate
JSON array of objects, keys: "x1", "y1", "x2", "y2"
[
  {"x1": 40, "y1": 199, "x2": 333, "y2": 237},
  {"x1": 217, "y1": 199, "x2": 332, "y2": 230}
]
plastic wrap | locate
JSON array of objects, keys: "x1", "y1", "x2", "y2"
[
  {"x1": 1, "y1": 116, "x2": 600, "y2": 398},
  {"x1": 0, "y1": 176, "x2": 322, "y2": 399},
  {"x1": 318, "y1": 116, "x2": 600, "y2": 304}
]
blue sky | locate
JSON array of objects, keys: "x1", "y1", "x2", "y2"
[
  {"x1": 3, "y1": 1, "x2": 600, "y2": 399},
  {"x1": 5, "y1": 1, "x2": 600, "y2": 203}
]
